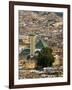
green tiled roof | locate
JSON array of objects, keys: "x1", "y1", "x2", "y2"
[
  {"x1": 22, "y1": 48, "x2": 30, "y2": 56},
  {"x1": 21, "y1": 39, "x2": 48, "y2": 56},
  {"x1": 36, "y1": 39, "x2": 48, "y2": 49}
]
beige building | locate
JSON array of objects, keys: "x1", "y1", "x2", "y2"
[{"x1": 53, "y1": 55, "x2": 61, "y2": 66}]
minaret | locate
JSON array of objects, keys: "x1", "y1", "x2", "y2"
[{"x1": 29, "y1": 31, "x2": 36, "y2": 56}]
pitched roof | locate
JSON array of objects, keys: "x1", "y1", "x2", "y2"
[{"x1": 36, "y1": 39, "x2": 48, "y2": 49}]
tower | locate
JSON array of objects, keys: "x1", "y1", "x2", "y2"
[{"x1": 29, "y1": 33, "x2": 36, "y2": 56}]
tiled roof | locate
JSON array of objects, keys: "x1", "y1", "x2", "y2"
[{"x1": 36, "y1": 39, "x2": 48, "y2": 49}]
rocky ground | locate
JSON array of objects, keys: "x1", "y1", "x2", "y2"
[
  {"x1": 19, "y1": 69, "x2": 63, "y2": 79},
  {"x1": 18, "y1": 60, "x2": 63, "y2": 79}
]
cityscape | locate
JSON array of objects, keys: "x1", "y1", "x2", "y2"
[{"x1": 18, "y1": 10, "x2": 63, "y2": 79}]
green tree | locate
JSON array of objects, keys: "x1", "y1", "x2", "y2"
[{"x1": 35, "y1": 47, "x2": 54, "y2": 67}]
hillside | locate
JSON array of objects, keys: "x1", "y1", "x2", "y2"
[{"x1": 19, "y1": 11, "x2": 63, "y2": 50}]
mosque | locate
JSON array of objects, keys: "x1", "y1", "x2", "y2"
[
  {"x1": 20, "y1": 31, "x2": 61, "y2": 66},
  {"x1": 21, "y1": 32, "x2": 48, "y2": 59}
]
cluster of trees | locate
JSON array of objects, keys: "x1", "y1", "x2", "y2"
[{"x1": 35, "y1": 47, "x2": 55, "y2": 68}]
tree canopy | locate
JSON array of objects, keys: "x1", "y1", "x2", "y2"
[{"x1": 35, "y1": 47, "x2": 55, "y2": 67}]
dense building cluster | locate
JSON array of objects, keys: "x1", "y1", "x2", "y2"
[{"x1": 18, "y1": 11, "x2": 63, "y2": 79}]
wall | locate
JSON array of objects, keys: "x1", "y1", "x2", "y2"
[{"x1": 0, "y1": 0, "x2": 72, "y2": 90}]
